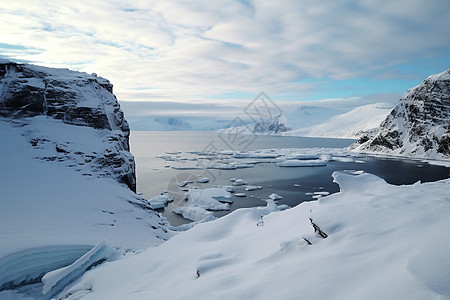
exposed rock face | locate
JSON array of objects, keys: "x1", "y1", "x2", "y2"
[
  {"x1": 252, "y1": 115, "x2": 288, "y2": 134},
  {"x1": 0, "y1": 60, "x2": 136, "y2": 191},
  {"x1": 352, "y1": 69, "x2": 450, "y2": 159}
]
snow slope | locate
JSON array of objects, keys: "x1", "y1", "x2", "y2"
[
  {"x1": 219, "y1": 103, "x2": 393, "y2": 139},
  {"x1": 290, "y1": 103, "x2": 393, "y2": 138},
  {"x1": 57, "y1": 171, "x2": 450, "y2": 300},
  {"x1": 0, "y1": 61, "x2": 171, "y2": 294}
]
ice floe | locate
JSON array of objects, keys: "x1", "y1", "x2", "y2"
[{"x1": 277, "y1": 159, "x2": 327, "y2": 167}]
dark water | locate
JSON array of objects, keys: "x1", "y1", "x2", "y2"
[{"x1": 130, "y1": 131, "x2": 450, "y2": 226}]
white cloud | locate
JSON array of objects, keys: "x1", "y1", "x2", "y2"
[{"x1": 1, "y1": 0, "x2": 449, "y2": 107}]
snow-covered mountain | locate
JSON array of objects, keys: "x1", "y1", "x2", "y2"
[
  {"x1": 220, "y1": 103, "x2": 392, "y2": 139},
  {"x1": 0, "y1": 60, "x2": 170, "y2": 293},
  {"x1": 290, "y1": 103, "x2": 393, "y2": 138},
  {"x1": 352, "y1": 69, "x2": 450, "y2": 160},
  {"x1": 127, "y1": 116, "x2": 232, "y2": 131},
  {"x1": 283, "y1": 105, "x2": 346, "y2": 130}
]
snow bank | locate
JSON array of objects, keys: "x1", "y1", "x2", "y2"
[
  {"x1": 42, "y1": 241, "x2": 117, "y2": 298},
  {"x1": 59, "y1": 172, "x2": 450, "y2": 300}
]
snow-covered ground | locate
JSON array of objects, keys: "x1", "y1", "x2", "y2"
[
  {"x1": 46, "y1": 171, "x2": 450, "y2": 300},
  {"x1": 290, "y1": 103, "x2": 393, "y2": 138},
  {"x1": 0, "y1": 118, "x2": 171, "y2": 295}
]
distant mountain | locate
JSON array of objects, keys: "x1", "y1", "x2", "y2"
[
  {"x1": 351, "y1": 69, "x2": 450, "y2": 160},
  {"x1": 290, "y1": 103, "x2": 394, "y2": 138},
  {"x1": 127, "y1": 116, "x2": 232, "y2": 131},
  {"x1": 282, "y1": 105, "x2": 346, "y2": 130}
]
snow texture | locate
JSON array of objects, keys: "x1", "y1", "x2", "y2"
[{"x1": 53, "y1": 172, "x2": 450, "y2": 300}]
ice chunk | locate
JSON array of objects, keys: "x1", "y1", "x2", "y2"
[
  {"x1": 174, "y1": 206, "x2": 216, "y2": 222},
  {"x1": 233, "y1": 179, "x2": 246, "y2": 186},
  {"x1": 185, "y1": 188, "x2": 232, "y2": 209},
  {"x1": 285, "y1": 154, "x2": 320, "y2": 160},
  {"x1": 278, "y1": 160, "x2": 327, "y2": 167},
  {"x1": 234, "y1": 193, "x2": 247, "y2": 197},
  {"x1": 42, "y1": 241, "x2": 117, "y2": 298},
  {"x1": 245, "y1": 186, "x2": 262, "y2": 191},
  {"x1": 148, "y1": 193, "x2": 174, "y2": 210},
  {"x1": 196, "y1": 177, "x2": 210, "y2": 183},
  {"x1": 269, "y1": 193, "x2": 283, "y2": 200},
  {"x1": 215, "y1": 185, "x2": 235, "y2": 193}
]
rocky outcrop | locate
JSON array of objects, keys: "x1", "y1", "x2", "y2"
[
  {"x1": 351, "y1": 69, "x2": 450, "y2": 159},
  {"x1": 252, "y1": 115, "x2": 288, "y2": 134},
  {"x1": 0, "y1": 60, "x2": 136, "y2": 191}
]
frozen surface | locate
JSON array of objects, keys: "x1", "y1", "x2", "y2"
[
  {"x1": 174, "y1": 188, "x2": 233, "y2": 222},
  {"x1": 41, "y1": 241, "x2": 116, "y2": 298},
  {"x1": 278, "y1": 159, "x2": 327, "y2": 167},
  {"x1": 0, "y1": 118, "x2": 171, "y2": 294},
  {"x1": 57, "y1": 171, "x2": 450, "y2": 300}
]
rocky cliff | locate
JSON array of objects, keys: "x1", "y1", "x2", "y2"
[
  {"x1": 351, "y1": 69, "x2": 450, "y2": 159},
  {"x1": 0, "y1": 59, "x2": 136, "y2": 191}
]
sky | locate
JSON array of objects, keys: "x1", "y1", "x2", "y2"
[{"x1": 1, "y1": 0, "x2": 449, "y2": 125}]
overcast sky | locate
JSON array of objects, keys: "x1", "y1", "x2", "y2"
[{"x1": 1, "y1": 0, "x2": 449, "y2": 119}]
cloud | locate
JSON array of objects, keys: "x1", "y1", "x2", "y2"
[{"x1": 1, "y1": 0, "x2": 449, "y2": 107}]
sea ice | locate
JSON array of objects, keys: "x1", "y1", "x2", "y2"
[
  {"x1": 277, "y1": 159, "x2": 327, "y2": 167},
  {"x1": 245, "y1": 186, "x2": 262, "y2": 191},
  {"x1": 196, "y1": 177, "x2": 210, "y2": 183},
  {"x1": 234, "y1": 193, "x2": 247, "y2": 197},
  {"x1": 269, "y1": 193, "x2": 283, "y2": 200},
  {"x1": 148, "y1": 193, "x2": 174, "y2": 210},
  {"x1": 233, "y1": 179, "x2": 246, "y2": 186}
]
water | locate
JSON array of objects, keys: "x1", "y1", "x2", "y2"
[{"x1": 130, "y1": 131, "x2": 450, "y2": 226}]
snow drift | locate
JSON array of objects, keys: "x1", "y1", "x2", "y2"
[{"x1": 55, "y1": 171, "x2": 450, "y2": 300}]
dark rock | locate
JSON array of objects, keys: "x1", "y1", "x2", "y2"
[
  {"x1": 352, "y1": 69, "x2": 450, "y2": 159},
  {"x1": 0, "y1": 60, "x2": 137, "y2": 191}
]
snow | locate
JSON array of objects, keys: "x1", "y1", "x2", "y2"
[
  {"x1": 41, "y1": 241, "x2": 117, "y2": 297},
  {"x1": 51, "y1": 171, "x2": 450, "y2": 300},
  {"x1": 290, "y1": 103, "x2": 393, "y2": 138},
  {"x1": 0, "y1": 118, "x2": 171, "y2": 294}
]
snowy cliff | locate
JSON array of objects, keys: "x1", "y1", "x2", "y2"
[
  {"x1": 352, "y1": 69, "x2": 450, "y2": 159},
  {"x1": 0, "y1": 60, "x2": 171, "y2": 293},
  {"x1": 0, "y1": 59, "x2": 135, "y2": 191}
]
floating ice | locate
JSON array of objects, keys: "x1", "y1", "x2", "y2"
[
  {"x1": 215, "y1": 185, "x2": 235, "y2": 193},
  {"x1": 148, "y1": 193, "x2": 174, "y2": 210},
  {"x1": 174, "y1": 206, "x2": 216, "y2": 222},
  {"x1": 245, "y1": 186, "x2": 262, "y2": 191},
  {"x1": 233, "y1": 179, "x2": 246, "y2": 186},
  {"x1": 184, "y1": 188, "x2": 232, "y2": 209},
  {"x1": 278, "y1": 160, "x2": 327, "y2": 167},
  {"x1": 269, "y1": 193, "x2": 283, "y2": 200},
  {"x1": 285, "y1": 154, "x2": 320, "y2": 160},
  {"x1": 234, "y1": 193, "x2": 247, "y2": 197},
  {"x1": 196, "y1": 177, "x2": 210, "y2": 183}
]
